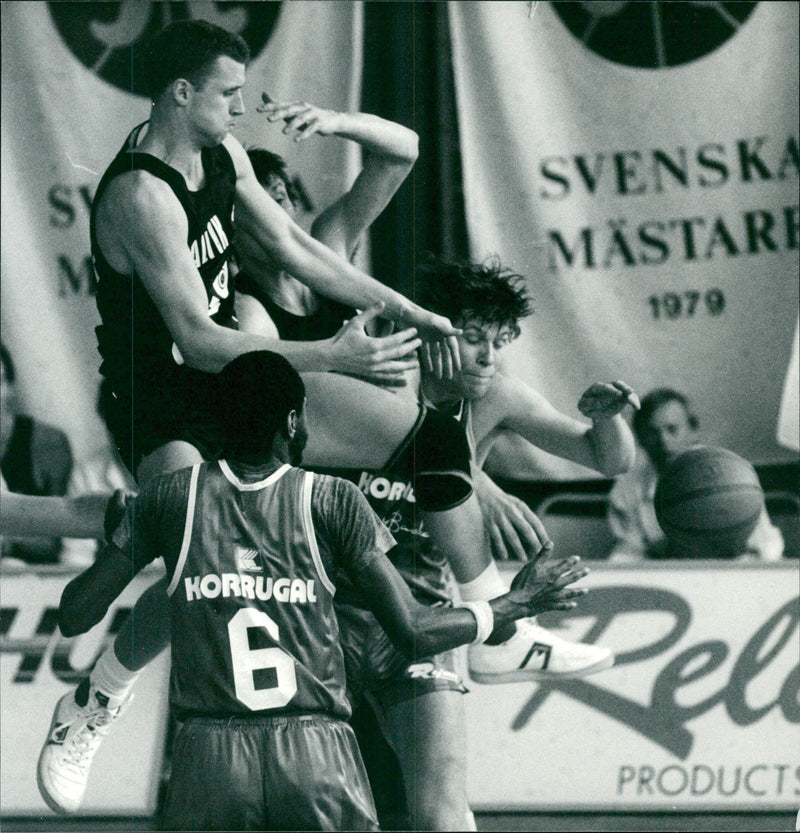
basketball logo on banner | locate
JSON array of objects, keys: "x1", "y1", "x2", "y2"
[
  {"x1": 550, "y1": 0, "x2": 759, "y2": 68},
  {"x1": 48, "y1": 1, "x2": 282, "y2": 97}
]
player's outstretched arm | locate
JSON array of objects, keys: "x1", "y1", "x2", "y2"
[
  {"x1": 58, "y1": 544, "x2": 136, "y2": 637},
  {"x1": 258, "y1": 94, "x2": 418, "y2": 261},
  {"x1": 492, "y1": 375, "x2": 639, "y2": 477},
  {"x1": 226, "y1": 135, "x2": 461, "y2": 377},
  {"x1": 0, "y1": 492, "x2": 110, "y2": 540},
  {"x1": 99, "y1": 172, "x2": 419, "y2": 381},
  {"x1": 354, "y1": 546, "x2": 588, "y2": 659},
  {"x1": 473, "y1": 467, "x2": 553, "y2": 560}
]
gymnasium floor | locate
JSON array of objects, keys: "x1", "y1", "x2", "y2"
[{"x1": 2, "y1": 811, "x2": 796, "y2": 831}]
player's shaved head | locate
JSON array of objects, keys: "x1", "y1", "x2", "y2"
[{"x1": 217, "y1": 351, "x2": 306, "y2": 462}]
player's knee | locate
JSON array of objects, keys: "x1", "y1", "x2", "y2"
[{"x1": 413, "y1": 408, "x2": 473, "y2": 512}]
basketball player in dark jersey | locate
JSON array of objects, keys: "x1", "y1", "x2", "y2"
[
  {"x1": 37, "y1": 18, "x2": 471, "y2": 816},
  {"x1": 55, "y1": 351, "x2": 590, "y2": 831}
]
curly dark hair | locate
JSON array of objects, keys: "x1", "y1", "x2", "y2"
[
  {"x1": 414, "y1": 256, "x2": 533, "y2": 338},
  {"x1": 246, "y1": 148, "x2": 299, "y2": 205},
  {"x1": 139, "y1": 20, "x2": 250, "y2": 99}
]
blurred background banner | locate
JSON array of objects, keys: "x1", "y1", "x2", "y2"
[
  {"x1": 0, "y1": 1, "x2": 362, "y2": 464},
  {"x1": 450, "y1": 1, "x2": 799, "y2": 475}
]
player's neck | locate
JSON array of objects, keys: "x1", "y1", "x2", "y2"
[
  {"x1": 226, "y1": 456, "x2": 288, "y2": 481},
  {"x1": 136, "y1": 113, "x2": 206, "y2": 188}
]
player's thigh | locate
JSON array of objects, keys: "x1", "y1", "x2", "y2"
[
  {"x1": 135, "y1": 440, "x2": 204, "y2": 486},
  {"x1": 376, "y1": 689, "x2": 468, "y2": 798},
  {"x1": 268, "y1": 717, "x2": 379, "y2": 832},
  {"x1": 301, "y1": 373, "x2": 420, "y2": 469},
  {"x1": 161, "y1": 719, "x2": 264, "y2": 831}
]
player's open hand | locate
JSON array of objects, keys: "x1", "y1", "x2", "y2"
[
  {"x1": 578, "y1": 380, "x2": 640, "y2": 420},
  {"x1": 329, "y1": 302, "x2": 420, "y2": 385},
  {"x1": 400, "y1": 308, "x2": 461, "y2": 379},
  {"x1": 507, "y1": 550, "x2": 589, "y2": 616},
  {"x1": 475, "y1": 470, "x2": 552, "y2": 560},
  {"x1": 257, "y1": 93, "x2": 341, "y2": 141}
]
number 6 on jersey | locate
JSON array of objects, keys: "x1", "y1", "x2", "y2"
[{"x1": 228, "y1": 608, "x2": 298, "y2": 711}]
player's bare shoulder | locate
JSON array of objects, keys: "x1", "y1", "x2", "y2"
[{"x1": 95, "y1": 170, "x2": 188, "y2": 271}]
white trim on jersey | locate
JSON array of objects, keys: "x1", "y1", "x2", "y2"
[
  {"x1": 301, "y1": 471, "x2": 336, "y2": 597},
  {"x1": 218, "y1": 459, "x2": 292, "y2": 491},
  {"x1": 167, "y1": 463, "x2": 201, "y2": 597}
]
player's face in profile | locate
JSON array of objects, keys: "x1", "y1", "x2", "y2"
[
  {"x1": 453, "y1": 317, "x2": 515, "y2": 400},
  {"x1": 187, "y1": 56, "x2": 246, "y2": 146},
  {"x1": 639, "y1": 401, "x2": 696, "y2": 469},
  {"x1": 265, "y1": 175, "x2": 296, "y2": 217}
]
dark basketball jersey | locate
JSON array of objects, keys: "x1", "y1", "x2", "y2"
[
  {"x1": 92, "y1": 123, "x2": 237, "y2": 422},
  {"x1": 112, "y1": 460, "x2": 395, "y2": 721},
  {"x1": 313, "y1": 408, "x2": 442, "y2": 608},
  {"x1": 236, "y1": 270, "x2": 355, "y2": 341}
]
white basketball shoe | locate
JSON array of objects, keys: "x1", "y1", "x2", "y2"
[
  {"x1": 468, "y1": 618, "x2": 614, "y2": 684},
  {"x1": 37, "y1": 679, "x2": 131, "y2": 814}
]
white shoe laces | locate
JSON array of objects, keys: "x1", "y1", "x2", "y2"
[{"x1": 58, "y1": 707, "x2": 117, "y2": 774}]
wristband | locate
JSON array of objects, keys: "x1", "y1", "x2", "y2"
[{"x1": 460, "y1": 600, "x2": 494, "y2": 645}]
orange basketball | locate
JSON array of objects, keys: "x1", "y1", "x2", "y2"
[{"x1": 654, "y1": 446, "x2": 764, "y2": 554}]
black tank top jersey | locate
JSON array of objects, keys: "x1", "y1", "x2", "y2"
[
  {"x1": 312, "y1": 407, "x2": 451, "y2": 608},
  {"x1": 236, "y1": 270, "x2": 355, "y2": 341},
  {"x1": 93, "y1": 123, "x2": 237, "y2": 418},
  {"x1": 159, "y1": 462, "x2": 351, "y2": 721}
]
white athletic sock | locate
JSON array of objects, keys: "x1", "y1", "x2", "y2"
[
  {"x1": 89, "y1": 644, "x2": 140, "y2": 700},
  {"x1": 458, "y1": 561, "x2": 507, "y2": 602}
]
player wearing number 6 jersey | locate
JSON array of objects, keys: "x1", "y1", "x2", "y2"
[{"x1": 54, "y1": 352, "x2": 590, "y2": 831}]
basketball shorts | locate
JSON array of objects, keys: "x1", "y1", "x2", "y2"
[
  {"x1": 101, "y1": 385, "x2": 225, "y2": 475},
  {"x1": 162, "y1": 713, "x2": 379, "y2": 831},
  {"x1": 337, "y1": 602, "x2": 468, "y2": 711}
]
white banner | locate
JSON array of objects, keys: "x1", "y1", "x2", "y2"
[
  {"x1": 450, "y1": 1, "x2": 799, "y2": 474},
  {"x1": 465, "y1": 561, "x2": 800, "y2": 811},
  {"x1": 0, "y1": 0, "x2": 363, "y2": 465},
  {"x1": 0, "y1": 566, "x2": 170, "y2": 816}
]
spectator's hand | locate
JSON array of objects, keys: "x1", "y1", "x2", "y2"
[
  {"x1": 257, "y1": 94, "x2": 342, "y2": 141},
  {"x1": 578, "y1": 381, "x2": 640, "y2": 420},
  {"x1": 475, "y1": 470, "x2": 552, "y2": 560},
  {"x1": 328, "y1": 303, "x2": 420, "y2": 385},
  {"x1": 507, "y1": 550, "x2": 589, "y2": 616}
]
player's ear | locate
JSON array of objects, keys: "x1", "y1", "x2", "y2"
[
  {"x1": 172, "y1": 78, "x2": 193, "y2": 106},
  {"x1": 285, "y1": 410, "x2": 298, "y2": 439}
]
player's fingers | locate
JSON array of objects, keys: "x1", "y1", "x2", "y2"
[
  {"x1": 511, "y1": 505, "x2": 551, "y2": 555},
  {"x1": 368, "y1": 357, "x2": 420, "y2": 375},
  {"x1": 488, "y1": 524, "x2": 510, "y2": 560},
  {"x1": 439, "y1": 339, "x2": 454, "y2": 379},
  {"x1": 370, "y1": 327, "x2": 421, "y2": 349},
  {"x1": 611, "y1": 380, "x2": 640, "y2": 410},
  {"x1": 520, "y1": 503, "x2": 553, "y2": 550},
  {"x1": 428, "y1": 340, "x2": 444, "y2": 379},
  {"x1": 446, "y1": 335, "x2": 461, "y2": 373},
  {"x1": 421, "y1": 343, "x2": 434, "y2": 374},
  {"x1": 295, "y1": 116, "x2": 321, "y2": 140},
  {"x1": 502, "y1": 521, "x2": 529, "y2": 561}
]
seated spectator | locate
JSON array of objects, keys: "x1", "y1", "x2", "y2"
[
  {"x1": 60, "y1": 380, "x2": 137, "y2": 567},
  {"x1": 608, "y1": 387, "x2": 783, "y2": 562},
  {"x1": 1, "y1": 342, "x2": 73, "y2": 565}
]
